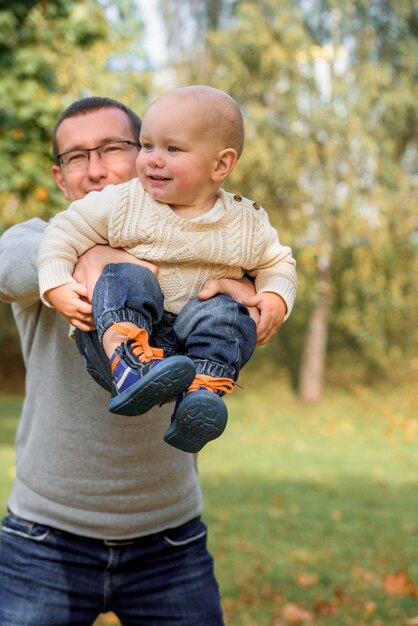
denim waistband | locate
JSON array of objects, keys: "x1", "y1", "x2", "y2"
[
  {"x1": 61, "y1": 520, "x2": 200, "y2": 548},
  {"x1": 5, "y1": 510, "x2": 200, "y2": 549}
]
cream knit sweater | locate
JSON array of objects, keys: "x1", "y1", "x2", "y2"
[{"x1": 38, "y1": 178, "x2": 297, "y2": 317}]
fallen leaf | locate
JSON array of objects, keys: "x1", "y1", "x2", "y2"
[
  {"x1": 237, "y1": 539, "x2": 257, "y2": 553},
  {"x1": 330, "y1": 509, "x2": 343, "y2": 521},
  {"x1": 382, "y1": 570, "x2": 417, "y2": 596},
  {"x1": 296, "y1": 573, "x2": 318, "y2": 588},
  {"x1": 406, "y1": 617, "x2": 418, "y2": 626},
  {"x1": 314, "y1": 600, "x2": 338, "y2": 616},
  {"x1": 363, "y1": 600, "x2": 377, "y2": 618},
  {"x1": 333, "y1": 585, "x2": 350, "y2": 604},
  {"x1": 352, "y1": 566, "x2": 376, "y2": 583},
  {"x1": 239, "y1": 590, "x2": 255, "y2": 606},
  {"x1": 282, "y1": 602, "x2": 313, "y2": 624},
  {"x1": 259, "y1": 584, "x2": 283, "y2": 603}
]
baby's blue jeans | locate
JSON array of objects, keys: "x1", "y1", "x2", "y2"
[{"x1": 76, "y1": 263, "x2": 257, "y2": 389}]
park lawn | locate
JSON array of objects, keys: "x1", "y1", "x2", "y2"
[
  {"x1": 0, "y1": 395, "x2": 21, "y2": 505},
  {"x1": 1, "y1": 366, "x2": 417, "y2": 626}
]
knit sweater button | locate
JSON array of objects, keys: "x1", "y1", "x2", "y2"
[
  {"x1": 234, "y1": 194, "x2": 242, "y2": 202},
  {"x1": 253, "y1": 202, "x2": 260, "y2": 210}
]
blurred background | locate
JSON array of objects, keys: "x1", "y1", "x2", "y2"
[
  {"x1": 1, "y1": 2, "x2": 418, "y2": 624},
  {"x1": 1, "y1": 0, "x2": 417, "y2": 400}
]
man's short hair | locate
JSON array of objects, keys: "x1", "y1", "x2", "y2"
[{"x1": 52, "y1": 97, "x2": 141, "y2": 164}]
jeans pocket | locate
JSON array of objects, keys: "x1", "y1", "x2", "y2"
[
  {"x1": 1, "y1": 513, "x2": 52, "y2": 543},
  {"x1": 162, "y1": 517, "x2": 207, "y2": 547}
]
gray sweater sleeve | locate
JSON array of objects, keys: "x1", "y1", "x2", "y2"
[{"x1": 0, "y1": 218, "x2": 47, "y2": 304}]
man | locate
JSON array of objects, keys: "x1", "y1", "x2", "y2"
[{"x1": 0, "y1": 97, "x2": 269, "y2": 626}]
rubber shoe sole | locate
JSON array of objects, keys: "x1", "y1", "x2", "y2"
[
  {"x1": 164, "y1": 390, "x2": 228, "y2": 453},
  {"x1": 108, "y1": 356, "x2": 196, "y2": 417}
]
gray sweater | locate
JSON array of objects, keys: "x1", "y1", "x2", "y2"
[{"x1": 0, "y1": 218, "x2": 202, "y2": 539}]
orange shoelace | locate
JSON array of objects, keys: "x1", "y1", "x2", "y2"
[
  {"x1": 112, "y1": 323, "x2": 164, "y2": 363},
  {"x1": 187, "y1": 374, "x2": 235, "y2": 395}
]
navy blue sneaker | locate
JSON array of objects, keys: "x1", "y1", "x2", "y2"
[
  {"x1": 164, "y1": 375, "x2": 234, "y2": 453},
  {"x1": 107, "y1": 324, "x2": 195, "y2": 417}
]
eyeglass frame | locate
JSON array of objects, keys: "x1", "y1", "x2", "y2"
[{"x1": 56, "y1": 140, "x2": 140, "y2": 168}]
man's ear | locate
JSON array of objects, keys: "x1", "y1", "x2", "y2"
[
  {"x1": 212, "y1": 148, "x2": 238, "y2": 183},
  {"x1": 51, "y1": 164, "x2": 71, "y2": 200}
]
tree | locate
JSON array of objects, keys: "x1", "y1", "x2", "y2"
[
  {"x1": 156, "y1": 0, "x2": 418, "y2": 398},
  {"x1": 0, "y1": 0, "x2": 152, "y2": 231},
  {"x1": 158, "y1": 0, "x2": 236, "y2": 59},
  {"x1": 0, "y1": 0, "x2": 154, "y2": 345},
  {"x1": 296, "y1": 0, "x2": 418, "y2": 398}
]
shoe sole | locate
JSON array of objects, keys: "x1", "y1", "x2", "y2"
[
  {"x1": 108, "y1": 356, "x2": 196, "y2": 416},
  {"x1": 164, "y1": 391, "x2": 228, "y2": 453}
]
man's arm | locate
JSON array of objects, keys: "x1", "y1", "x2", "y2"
[
  {"x1": 73, "y1": 245, "x2": 159, "y2": 303},
  {"x1": 74, "y1": 251, "x2": 264, "y2": 337},
  {"x1": 200, "y1": 277, "x2": 288, "y2": 346},
  {"x1": 243, "y1": 291, "x2": 287, "y2": 345},
  {"x1": 0, "y1": 218, "x2": 46, "y2": 305},
  {"x1": 198, "y1": 276, "x2": 260, "y2": 324}
]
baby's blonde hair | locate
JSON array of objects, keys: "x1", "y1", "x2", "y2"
[{"x1": 151, "y1": 85, "x2": 245, "y2": 158}]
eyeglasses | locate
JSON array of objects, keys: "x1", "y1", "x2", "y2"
[{"x1": 57, "y1": 140, "x2": 140, "y2": 171}]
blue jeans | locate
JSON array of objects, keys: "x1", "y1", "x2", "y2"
[
  {"x1": 0, "y1": 513, "x2": 224, "y2": 626},
  {"x1": 76, "y1": 263, "x2": 257, "y2": 386}
]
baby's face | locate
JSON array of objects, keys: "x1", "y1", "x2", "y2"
[{"x1": 136, "y1": 94, "x2": 222, "y2": 211}]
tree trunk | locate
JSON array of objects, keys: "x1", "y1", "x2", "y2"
[{"x1": 298, "y1": 253, "x2": 332, "y2": 404}]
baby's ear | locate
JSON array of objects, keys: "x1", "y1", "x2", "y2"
[{"x1": 212, "y1": 148, "x2": 238, "y2": 182}]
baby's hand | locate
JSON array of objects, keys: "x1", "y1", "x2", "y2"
[
  {"x1": 44, "y1": 282, "x2": 95, "y2": 331},
  {"x1": 243, "y1": 292, "x2": 287, "y2": 346}
]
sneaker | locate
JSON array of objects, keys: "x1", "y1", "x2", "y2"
[
  {"x1": 108, "y1": 323, "x2": 196, "y2": 416},
  {"x1": 164, "y1": 375, "x2": 235, "y2": 453}
]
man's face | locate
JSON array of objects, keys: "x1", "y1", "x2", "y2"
[{"x1": 52, "y1": 108, "x2": 139, "y2": 201}]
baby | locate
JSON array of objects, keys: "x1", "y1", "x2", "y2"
[{"x1": 39, "y1": 85, "x2": 297, "y2": 453}]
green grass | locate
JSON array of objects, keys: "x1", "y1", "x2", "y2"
[
  {"x1": 1, "y1": 370, "x2": 418, "y2": 626},
  {"x1": 0, "y1": 395, "x2": 21, "y2": 507}
]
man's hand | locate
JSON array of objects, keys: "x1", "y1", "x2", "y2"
[
  {"x1": 199, "y1": 277, "x2": 260, "y2": 325},
  {"x1": 45, "y1": 282, "x2": 94, "y2": 331},
  {"x1": 243, "y1": 292, "x2": 287, "y2": 346},
  {"x1": 73, "y1": 245, "x2": 159, "y2": 302}
]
